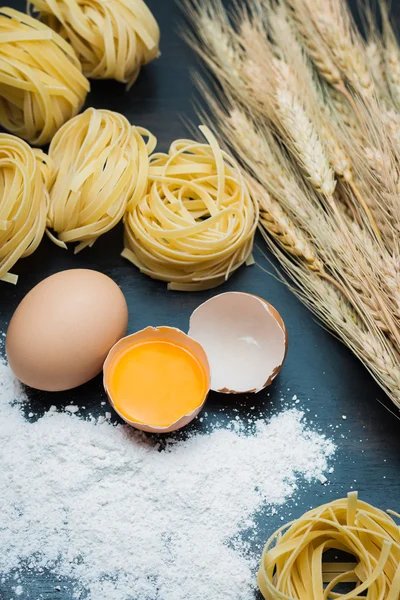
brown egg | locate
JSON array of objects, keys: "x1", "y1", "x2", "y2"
[{"x1": 6, "y1": 269, "x2": 128, "y2": 391}]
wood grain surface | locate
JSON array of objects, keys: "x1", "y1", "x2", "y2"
[{"x1": 1, "y1": 1, "x2": 400, "y2": 599}]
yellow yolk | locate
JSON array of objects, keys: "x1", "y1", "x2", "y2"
[{"x1": 108, "y1": 340, "x2": 208, "y2": 427}]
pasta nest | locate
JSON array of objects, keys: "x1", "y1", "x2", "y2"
[
  {"x1": 0, "y1": 8, "x2": 89, "y2": 146},
  {"x1": 29, "y1": 0, "x2": 160, "y2": 87},
  {"x1": 0, "y1": 134, "x2": 53, "y2": 285},
  {"x1": 47, "y1": 108, "x2": 156, "y2": 253},
  {"x1": 258, "y1": 492, "x2": 400, "y2": 600},
  {"x1": 123, "y1": 126, "x2": 259, "y2": 291}
]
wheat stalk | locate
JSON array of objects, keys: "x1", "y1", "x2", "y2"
[
  {"x1": 183, "y1": 0, "x2": 400, "y2": 409},
  {"x1": 259, "y1": 235, "x2": 400, "y2": 406},
  {"x1": 218, "y1": 9, "x2": 398, "y2": 342},
  {"x1": 208, "y1": 85, "x2": 399, "y2": 344}
]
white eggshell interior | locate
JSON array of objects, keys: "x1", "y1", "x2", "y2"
[{"x1": 188, "y1": 292, "x2": 286, "y2": 393}]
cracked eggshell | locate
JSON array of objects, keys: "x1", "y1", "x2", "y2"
[
  {"x1": 188, "y1": 292, "x2": 287, "y2": 394},
  {"x1": 103, "y1": 326, "x2": 210, "y2": 433}
]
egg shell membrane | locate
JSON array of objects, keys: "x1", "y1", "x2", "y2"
[
  {"x1": 103, "y1": 326, "x2": 210, "y2": 433},
  {"x1": 188, "y1": 292, "x2": 287, "y2": 394}
]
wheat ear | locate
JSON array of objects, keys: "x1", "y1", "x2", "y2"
[
  {"x1": 302, "y1": 0, "x2": 375, "y2": 100},
  {"x1": 214, "y1": 95, "x2": 395, "y2": 345},
  {"x1": 380, "y1": 1, "x2": 400, "y2": 111},
  {"x1": 258, "y1": 242, "x2": 400, "y2": 407},
  {"x1": 284, "y1": 0, "x2": 343, "y2": 89},
  {"x1": 195, "y1": 85, "x2": 328, "y2": 273},
  {"x1": 251, "y1": 179, "x2": 325, "y2": 274},
  {"x1": 266, "y1": 3, "x2": 381, "y2": 238},
  {"x1": 238, "y1": 21, "x2": 337, "y2": 200},
  {"x1": 180, "y1": 0, "x2": 245, "y2": 95}
]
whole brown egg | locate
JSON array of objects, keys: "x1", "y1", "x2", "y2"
[{"x1": 6, "y1": 269, "x2": 128, "y2": 391}]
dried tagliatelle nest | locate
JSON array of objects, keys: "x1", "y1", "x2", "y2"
[
  {"x1": 122, "y1": 126, "x2": 259, "y2": 291},
  {"x1": 29, "y1": 0, "x2": 160, "y2": 87},
  {"x1": 0, "y1": 8, "x2": 89, "y2": 145},
  {"x1": 47, "y1": 108, "x2": 156, "y2": 253},
  {"x1": 0, "y1": 134, "x2": 53, "y2": 284},
  {"x1": 258, "y1": 492, "x2": 400, "y2": 600}
]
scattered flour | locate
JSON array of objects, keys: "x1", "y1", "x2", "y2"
[{"x1": 0, "y1": 358, "x2": 335, "y2": 600}]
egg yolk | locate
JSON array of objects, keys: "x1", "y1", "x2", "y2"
[{"x1": 108, "y1": 340, "x2": 208, "y2": 427}]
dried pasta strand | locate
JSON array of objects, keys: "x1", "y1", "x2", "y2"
[
  {"x1": 0, "y1": 133, "x2": 53, "y2": 284},
  {"x1": 0, "y1": 7, "x2": 89, "y2": 145},
  {"x1": 47, "y1": 107, "x2": 156, "y2": 252},
  {"x1": 123, "y1": 125, "x2": 259, "y2": 291},
  {"x1": 258, "y1": 492, "x2": 400, "y2": 600},
  {"x1": 29, "y1": 0, "x2": 160, "y2": 88}
]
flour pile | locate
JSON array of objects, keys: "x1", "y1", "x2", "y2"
[{"x1": 0, "y1": 358, "x2": 335, "y2": 600}]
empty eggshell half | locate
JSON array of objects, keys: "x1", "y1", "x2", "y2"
[
  {"x1": 188, "y1": 292, "x2": 287, "y2": 394},
  {"x1": 103, "y1": 326, "x2": 210, "y2": 433}
]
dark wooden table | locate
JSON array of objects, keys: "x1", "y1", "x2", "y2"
[{"x1": 1, "y1": 1, "x2": 400, "y2": 599}]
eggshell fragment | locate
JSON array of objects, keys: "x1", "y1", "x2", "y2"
[
  {"x1": 103, "y1": 327, "x2": 210, "y2": 433},
  {"x1": 188, "y1": 292, "x2": 287, "y2": 394}
]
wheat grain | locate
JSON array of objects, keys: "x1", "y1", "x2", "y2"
[
  {"x1": 346, "y1": 218, "x2": 400, "y2": 328},
  {"x1": 322, "y1": 85, "x2": 399, "y2": 243},
  {"x1": 220, "y1": 106, "x2": 328, "y2": 273},
  {"x1": 227, "y1": 109, "x2": 298, "y2": 205},
  {"x1": 226, "y1": 106, "x2": 331, "y2": 233},
  {"x1": 198, "y1": 95, "x2": 329, "y2": 275},
  {"x1": 362, "y1": 146, "x2": 400, "y2": 246},
  {"x1": 384, "y1": 44, "x2": 400, "y2": 111}
]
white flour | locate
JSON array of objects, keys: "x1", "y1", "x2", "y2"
[{"x1": 0, "y1": 358, "x2": 335, "y2": 600}]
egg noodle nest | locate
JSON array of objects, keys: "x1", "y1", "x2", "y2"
[
  {"x1": 123, "y1": 125, "x2": 259, "y2": 291},
  {"x1": 28, "y1": 0, "x2": 160, "y2": 87},
  {"x1": 258, "y1": 492, "x2": 400, "y2": 600},
  {"x1": 46, "y1": 108, "x2": 156, "y2": 253},
  {"x1": 0, "y1": 134, "x2": 53, "y2": 284},
  {"x1": 0, "y1": 8, "x2": 89, "y2": 145}
]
